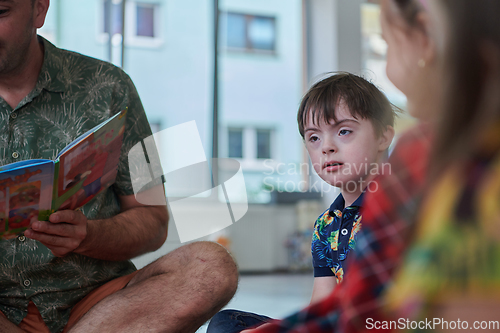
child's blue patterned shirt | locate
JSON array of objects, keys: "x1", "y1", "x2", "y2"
[{"x1": 311, "y1": 193, "x2": 363, "y2": 283}]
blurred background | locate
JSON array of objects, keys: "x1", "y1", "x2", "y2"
[{"x1": 39, "y1": 0, "x2": 417, "y2": 329}]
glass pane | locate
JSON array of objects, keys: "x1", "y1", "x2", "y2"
[
  {"x1": 226, "y1": 13, "x2": 246, "y2": 49},
  {"x1": 103, "y1": 0, "x2": 123, "y2": 35},
  {"x1": 228, "y1": 129, "x2": 243, "y2": 158},
  {"x1": 256, "y1": 129, "x2": 271, "y2": 159},
  {"x1": 248, "y1": 16, "x2": 275, "y2": 51},
  {"x1": 137, "y1": 4, "x2": 155, "y2": 37}
]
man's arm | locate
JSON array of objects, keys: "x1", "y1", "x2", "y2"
[
  {"x1": 25, "y1": 185, "x2": 169, "y2": 260},
  {"x1": 310, "y1": 276, "x2": 336, "y2": 304}
]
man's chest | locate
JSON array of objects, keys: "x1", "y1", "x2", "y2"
[{"x1": 0, "y1": 98, "x2": 112, "y2": 165}]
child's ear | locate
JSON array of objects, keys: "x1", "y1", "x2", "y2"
[{"x1": 378, "y1": 125, "x2": 395, "y2": 152}]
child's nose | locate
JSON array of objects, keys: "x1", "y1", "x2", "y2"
[
  {"x1": 322, "y1": 148, "x2": 335, "y2": 155},
  {"x1": 322, "y1": 140, "x2": 336, "y2": 154}
]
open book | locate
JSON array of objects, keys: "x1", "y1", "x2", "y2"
[{"x1": 0, "y1": 109, "x2": 127, "y2": 240}]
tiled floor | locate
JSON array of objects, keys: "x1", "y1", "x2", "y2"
[{"x1": 197, "y1": 272, "x2": 314, "y2": 332}]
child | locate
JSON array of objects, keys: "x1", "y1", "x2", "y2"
[
  {"x1": 298, "y1": 72, "x2": 395, "y2": 303},
  {"x1": 207, "y1": 72, "x2": 397, "y2": 333}
]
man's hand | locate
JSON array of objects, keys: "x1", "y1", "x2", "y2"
[
  {"x1": 23, "y1": 186, "x2": 168, "y2": 261},
  {"x1": 25, "y1": 210, "x2": 88, "y2": 257}
]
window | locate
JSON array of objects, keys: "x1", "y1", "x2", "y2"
[
  {"x1": 225, "y1": 13, "x2": 276, "y2": 53},
  {"x1": 100, "y1": 1, "x2": 161, "y2": 47},
  {"x1": 228, "y1": 128, "x2": 243, "y2": 158},
  {"x1": 136, "y1": 3, "x2": 156, "y2": 37},
  {"x1": 113, "y1": 1, "x2": 161, "y2": 48},
  {"x1": 256, "y1": 129, "x2": 271, "y2": 159},
  {"x1": 100, "y1": 0, "x2": 125, "y2": 65},
  {"x1": 227, "y1": 127, "x2": 274, "y2": 162},
  {"x1": 103, "y1": 0, "x2": 124, "y2": 37}
]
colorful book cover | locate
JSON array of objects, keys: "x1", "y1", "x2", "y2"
[{"x1": 0, "y1": 109, "x2": 127, "y2": 240}]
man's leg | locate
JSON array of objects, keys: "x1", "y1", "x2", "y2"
[
  {"x1": 68, "y1": 241, "x2": 238, "y2": 333},
  {"x1": 0, "y1": 312, "x2": 24, "y2": 333}
]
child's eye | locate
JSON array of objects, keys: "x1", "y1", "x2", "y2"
[
  {"x1": 308, "y1": 135, "x2": 319, "y2": 142},
  {"x1": 339, "y1": 129, "x2": 352, "y2": 136}
]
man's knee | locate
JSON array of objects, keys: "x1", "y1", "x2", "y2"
[
  {"x1": 183, "y1": 241, "x2": 238, "y2": 291},
  {"x1": 156, "y1": 241, "x2": 238, "y2": 292},
  {"x1": 188, "y1": 241, "x2": 237, "y2": 269},
  {"x1": 162, "y1": 242, "x2": 238, "y2": 318}
]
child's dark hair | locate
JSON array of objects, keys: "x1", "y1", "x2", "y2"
[{"x1": 297, "y1": 72, "x2": 398, "y2": 138}]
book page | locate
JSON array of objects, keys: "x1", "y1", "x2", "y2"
[
  {"x1": 0, "y1": 161, "x2": 54, "y2": 240},
  {"x1": 53, "y1": 109, "x2": 127, "y2": 211}
]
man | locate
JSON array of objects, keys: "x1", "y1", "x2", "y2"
[{"x1": 0, "y1": 1, "x2": 238, "y2": 332}]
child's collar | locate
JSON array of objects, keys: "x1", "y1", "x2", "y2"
[{"x1": 329, "y1": 192, "x2": 365, "y2": 215}]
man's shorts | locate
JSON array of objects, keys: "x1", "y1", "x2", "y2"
[{"x1": 0, "y1": 271, "x2": 138, "y2": 333}]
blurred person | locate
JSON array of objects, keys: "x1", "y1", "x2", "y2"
[
  {"x1": 0, "y1": 1, "x2": 237, "y2": 332},
  {"x1": 384, "y1": 0, "x2": 500, "y2": 327},
  {"x1": 208, "y1": 73, "x2": 396, "y2": 333},
  {"x1": 244, "y1": 0, "x2": 500, "y2": 331}
]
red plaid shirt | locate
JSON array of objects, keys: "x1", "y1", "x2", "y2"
[{"x1": 252, "y1": 125, "x2": 432, "y2": 333}]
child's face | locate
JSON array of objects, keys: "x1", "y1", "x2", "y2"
[{"x1": 303, "y1": 102, "x2": 390, "y2": 190}]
